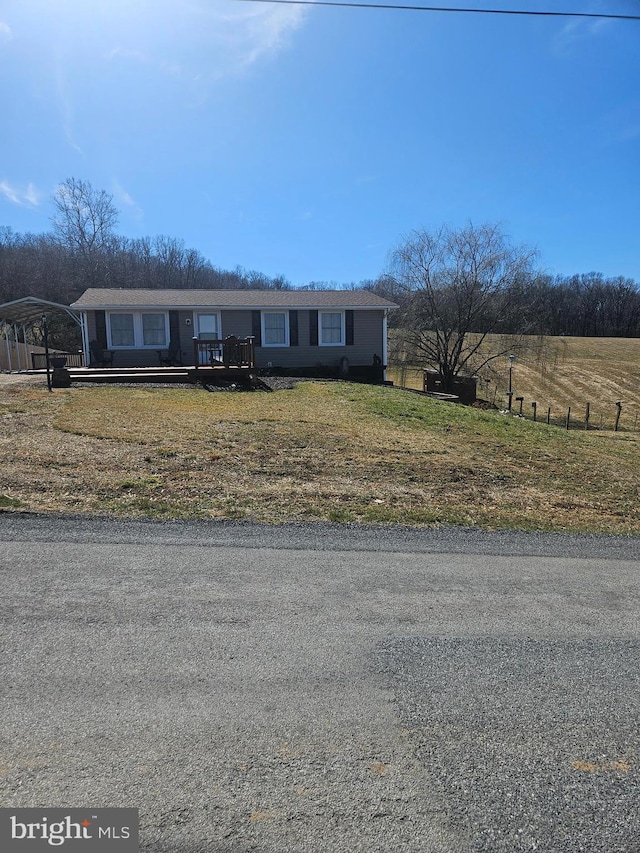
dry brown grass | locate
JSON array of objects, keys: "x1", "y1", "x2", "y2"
[
  {"x1": 389, "y1": 334, "x2": 640, "y2": 431},
  {"x1": 0, "y1": 374, "x2": 638, "y2": 533}
]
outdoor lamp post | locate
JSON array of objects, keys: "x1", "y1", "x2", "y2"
[{"x1": 507, "y1": 354, "x2": 516, "y2": 411}]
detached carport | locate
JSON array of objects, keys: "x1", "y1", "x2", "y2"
[{"x1": 0, "y1": 297, "x2": 85, "y2": 372}]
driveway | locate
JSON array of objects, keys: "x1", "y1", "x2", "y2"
[{"x1": 1, "y1": 515, "x2": 639, "y2": 852}]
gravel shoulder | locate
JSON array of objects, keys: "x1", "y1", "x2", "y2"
[{"x1": 1, "y1": 511, "x2": 640, "y2": 560}]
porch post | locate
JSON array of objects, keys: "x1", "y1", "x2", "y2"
[
  {"x1": 382, "y1": 309, "x2": 388, "y2": 382},
  {"x1": 192, "y1": 337, "x2": 199, "y2": 380},
  {"x1": 80, "y1": 312, "x2": 90, "y2": 366}
]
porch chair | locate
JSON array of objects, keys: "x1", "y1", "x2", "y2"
[
  {"x1": 158, "y1": 339, "x2": 184, "y2": 367},
  {"x1": 89, "y1": 339, "x2": 114, "y2": 367}
]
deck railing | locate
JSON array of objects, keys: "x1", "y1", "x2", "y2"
[
  {"x1": 31, "y1": 351, "x2": 85, "y2": 370},
  {"x1": 192, "y1": 336, "x2": 256, "y2": 369}
]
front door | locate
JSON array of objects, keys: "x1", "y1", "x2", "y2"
[{"x1": 196, "y1": 313, "x2": 221, "y2": 364}]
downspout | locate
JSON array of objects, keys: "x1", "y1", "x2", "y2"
[{"x1": 382, "y1": 309, "x2": 388, "y2": 382}]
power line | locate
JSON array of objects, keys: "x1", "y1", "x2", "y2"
[{"x1": 235, "y1": 0, "x2": 640, "y2": 21}]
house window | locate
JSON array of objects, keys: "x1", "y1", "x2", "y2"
[
  {"x1": 109, "y1": 313, "x2": 135, "y2": 347},
  {"x1": 262, "y1": 311, "x2": 289, "y2": 346},
  {"x1": 142, "y1": 313, "x2": 167, "y2": 346},
  {"x1": 319, "y1": 311, "x2": 344, "y2": 345},
  {"x1": 107, "y1": 312, "x2": 168, "y2": 348}
]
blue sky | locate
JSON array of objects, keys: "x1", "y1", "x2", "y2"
[{"x1": 1, "y1": 0, "x2": 639, "y2": 286}]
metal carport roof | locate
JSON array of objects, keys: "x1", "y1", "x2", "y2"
[{"x1": 0, "y1": 297, "x2": 81, "y2": 326}]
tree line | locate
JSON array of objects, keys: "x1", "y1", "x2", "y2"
[
  {"x1": 379, "y1": 223, "x2": 640, "y2": 392},
  {"x1": 1, "y1": 181, "x2": 638, "y2": 385},
  {"x1": 375, "y1": 269, "x2": 640, "y2": 338},
  {"x1": 0, "y1": 227, "x2": 292, "y2": 305},
  {"x1": 0, "y1": 178, "x2": 292, "y2": 307}
]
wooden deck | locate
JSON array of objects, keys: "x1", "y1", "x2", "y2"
[{"x1": 28, "y1": 336, "x2": 259, "y2": 386}]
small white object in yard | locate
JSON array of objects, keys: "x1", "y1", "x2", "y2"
[{"x1": 373, "y1": 498, "x2": 384, "y2": 504}]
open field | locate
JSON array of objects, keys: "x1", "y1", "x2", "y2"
[
  {"x1": 389, "y1": 334, "x2": 640, "y2": 431},
  {"x1": 0, "y1": 375, "x2": 638, "y2": 533}
]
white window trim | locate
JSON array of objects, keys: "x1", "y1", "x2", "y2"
[
  {"x1": 106, "y1": 311, "x2": 170, "y2": 349},
  {"x1": 261, "y1": 310, "x2": 290, "y2": 347},
  {"x1": 318, "y1": 310, "x2": 345, "y2": 346},
  {"x1": 196, "y1": 311, "x2": 222, "y2": 340}
]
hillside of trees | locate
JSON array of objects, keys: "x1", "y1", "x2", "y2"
[
  {"x1": 0, "y1": 226, "x2": 294, "y2": 306},
  {"x1": 376, "y1": 270, "x2": 640, "y2": 339},
  {"x1": 1, "y1": 179, "x2": 638, "y2": 341}
]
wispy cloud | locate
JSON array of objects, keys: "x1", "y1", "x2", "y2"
[
  {"x1": 0, "y1": 21, "x2": 12, "y2": 39},
  {"x1": 0, "y1": 180, "x2": 41, "y2": 207},
  {"x1": 112, "y1": 180, "x2": 143, "y2": 221},
  {"x1": 54, "y1": 54, "x2": 86, "y2": 156},
  {"x1": 220, "y1": 3, "x2": 306, "y2": 70},
  {"x1": 553, "y1": 12, "x2": 610, "y2": 54},
  {"x1": 104, "y1": 1, "x2": 306, "y2": 86}
]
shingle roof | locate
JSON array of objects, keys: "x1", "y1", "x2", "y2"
[{"x1": 71, "y1": 288, "x2": 398, "y2": 310}]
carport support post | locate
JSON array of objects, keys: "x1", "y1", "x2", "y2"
[
  {"x1": 13, "y1": 324, "x2": 22, "y2": 371},
  {"x1": 42, "y1": 314, "x2": 52, "y2": 392},
  {"x1": 3, "y1": 322, "x2": 11, "y2": 371}
]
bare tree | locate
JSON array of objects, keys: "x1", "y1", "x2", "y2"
[
  {"x1": 51, "y1": 178, "x2": 119, "y2": 284},
  {"x1": 389, "y1": 222, "x2": 538, "y2": 392}
]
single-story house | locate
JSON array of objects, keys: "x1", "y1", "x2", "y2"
[{"x1": 71, "y1": 288, "x2": 398, "y2": 380}]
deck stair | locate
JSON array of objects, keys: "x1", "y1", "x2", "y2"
[{"x1": 68, "y1": 366, "x2": 192, "y2": 384}]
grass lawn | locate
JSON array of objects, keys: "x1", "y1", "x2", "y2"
[{"x1": 0, "y1": 377, "x2": 638, "y2": 533}]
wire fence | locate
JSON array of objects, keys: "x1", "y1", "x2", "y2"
[
  {"x1": 497, "y1": 396, "x2": 635, "y2": 433},
  {"x1": 387, "y1": 364, "x2": 638, "y2": 433}
]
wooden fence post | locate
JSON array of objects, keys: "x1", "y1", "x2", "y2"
[
  {"x1": 531, "y1": 401, "x2": 537, "y2": 422},
  {"x1": 615, "y1": 401, "x2": 622, "y2": 432},
  {"x1": 585, "y1": 402, "x2": 590, "y2": 431},
  {"x1": 566, "y1": 406, "x2": 571, "y2": 430},
  {"x1": 547, "y1": 407, "x2": 551, "y2": 425}
]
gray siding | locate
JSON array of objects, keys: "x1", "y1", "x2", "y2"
[
  {"x1": 85, "y1": 308, "x2": 385, "y2": 369},
  {"x1": 253, "y1": 309, "x2": 384, "y2": 369},
  {"x1": 86, "y1": 312, "x2": 97, "y2": 342},
  {"x1": 87, "y1": 309, "x2": 193, "y2": 367},
  {"x1": 220, "y1": 310, "x2": 252, "y2": 339},
  {"x1": 175, "y1": 311, "x2": 194, "y2": 364}
]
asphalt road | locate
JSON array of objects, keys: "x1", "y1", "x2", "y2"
[{"x1": 1, "y1": 514, "x2": 639, "y2": 852}]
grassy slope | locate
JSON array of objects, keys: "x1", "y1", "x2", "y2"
[
  {"x1": 388, "y1": 335, "x2": 640, "y2": 430},
  {"x1": 0, "y1": 379, "x2": 638, "y2": 533}
]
